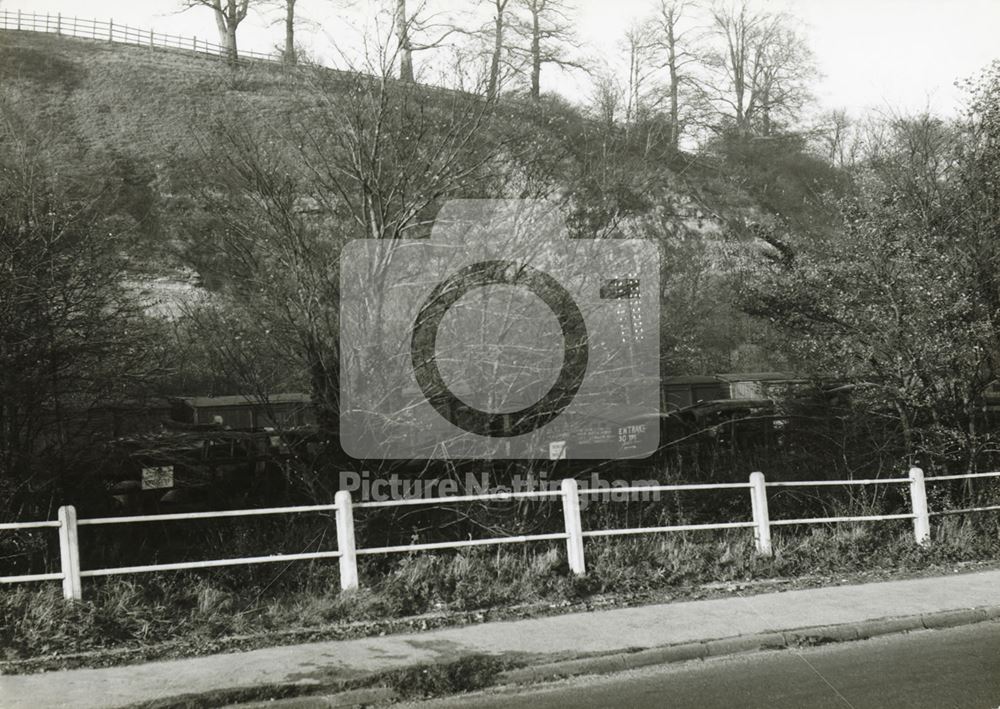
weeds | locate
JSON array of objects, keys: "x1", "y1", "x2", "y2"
[{"x1": 382, "y1": 654, "x2": 517, "y2": 700}]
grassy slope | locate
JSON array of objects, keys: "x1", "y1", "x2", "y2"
[
  {"x1": 2, "y1": 31, "x2": 282, "y2": 155},
  {"x1": 0, "y1": 28, "x2": 776, "y2": 239}
]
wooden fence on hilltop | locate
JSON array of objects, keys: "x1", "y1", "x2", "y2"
[{"x1": 0, "y1": 9, "x2": 280, "y2": 64}]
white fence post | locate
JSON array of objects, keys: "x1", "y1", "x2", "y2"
[
  {"x1": 908, "y1": 466, "x2": 931, "y2": 546},
  {"x1": 57, "y1": 506, "x2": 82, "y2": 601},
  {"x1": 334, "y1": 490, "x2": 359, "y2": 591},
  {"x1": 749, "y1": 472, "x2": 772, "y2": 556},
  {"x1": 561, "y1": 478, "x2": 586, "y2": 575}
]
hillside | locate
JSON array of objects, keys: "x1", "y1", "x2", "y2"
[
  {"x1": 2, "y1": 30, "x2": 284, "y2": 153},
  {"x1": 0, "y1": 27, "x2": 802, "y2": 225},
  {"x1": 0, "y1": 26, "x2": 847, "y2": 375}
]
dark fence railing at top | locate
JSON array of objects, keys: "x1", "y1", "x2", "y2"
[{"x1": 0, "y1": 9, "x2": 280, "y2": 64}]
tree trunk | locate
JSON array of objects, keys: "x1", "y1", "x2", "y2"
[
  {"x1": 211, "y1": 5, "x2": 235, "y2": 62},
  {"x1": 734, "y1": 78, "x2": 746, "y2": 134},
  {"x1": 530, "y1": 8, "x2": 541, "y2": 99},
  {"x1": 284, "y1": 0, "x2": 297, "y2": 65},
  {"x1": 210, "y1": 0, "x2": 243, "y2": 64},
  {"x1": 761, "y1": 86, "x2": 771, "y2": 136},
  {"x1": 226, "y1": 22, "x2": 238, "y2": 64},
  {"x1": 667, "y1": 28, "x2": 679, "y2": 150},
  {"x1": 626, "y1": 40, "x2": 638, "y2": 127},
  {"x1": 894, "y1": 398, "x2": 915, "y2": 463},
  {"x1": 396, "y1": 0, "x2": 414, "y2": 82},
  {"x1": 487, "y1": 8, "x2": 503, "y2": 100}
]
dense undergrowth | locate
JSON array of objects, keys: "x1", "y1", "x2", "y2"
[{"x1": 3, "y1": 515, "x2": 998, "y2": 665}]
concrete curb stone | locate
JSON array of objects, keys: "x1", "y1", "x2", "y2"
[
  {"x1": 856, "y1": 616, "x2": 921, "y2": 637},
  {"x1": 783, "y1": 623, "x2": 860, "y2": 646},
  {"x1": 920, "y1": 608, "x2": 988, "y2": 629},
  {"x1": 621, "y1": 642, "x2": 708, "y2": 670},
  {"x1": 495, "y1": 606, "x2": 1000, "y2": 687},
  {"x1": 702, "y1": 634, "x2": 781, "y2": 656},
  {"x1": 227, "y1": 687, "x2": 398, "y2": 709}
]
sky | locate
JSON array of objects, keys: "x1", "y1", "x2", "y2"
[{"x1": 10, "y1": 0, "x2": 1000, "y2": 117}]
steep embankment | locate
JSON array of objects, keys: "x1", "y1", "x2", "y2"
[
  {"x1": 0, "y1": 27, "x2": 772, "y2": 227},
  {"x1": 2, "y1": 30, "x2": 286, "y2": 155},
  {"x1": 0, "y1": 28, "x2": 833, "y2": 330},
  {"x1": 1, "y1": 30, "x2": 329, "y2": 303}
]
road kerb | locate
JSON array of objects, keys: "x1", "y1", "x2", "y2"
[
  {"x1": 854, "y1": 616, "x2": 921, "y2": 638},
  {"x1": 920, "y1": 608, "x2": 989, "y2": 628},
  {"x1": 783, "y1": 624, "x2": 860, "y2": 646},
  {"x1": 496, "y1": 607, "x2": 1000, "y2": 687}
]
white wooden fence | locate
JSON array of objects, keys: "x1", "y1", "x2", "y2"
[
  {"x1": 2, "y1": 467, "x2": 998, "y2": 601},
  {"x1": 0, "y1": 9, "x2": 279, "y2": 63}
]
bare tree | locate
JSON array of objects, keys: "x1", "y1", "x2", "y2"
[
  {"x1": 816, "y1": 108, "x2": 861, "y2": 168},
  {"x1": 273, "y1": 0, "x2": 298, "y2": 64},
  {"x1": 182, "y1": 0, "x2": 255, "y2": 63},
  {"x1": 266, "y1": 0, "x2": 338, "y2": 66},
  {"x1": 653, "y1": 0, "x2": 701, "y2": 149},
  {"x1": 443, "y1": 0, "x2": 520, "y2": 99},
  {"x1": 0, "y1": 98, "x2": 163, "y2": 497},
  {"x1": 484, "y1": 0, "x2": 513, "y2": 100},
  {"x1": 753, "y1": 22, "x2": 814, "y2": 136},
  {"x1": 175, "y1": 37, "x2": 508, "y2": 465},
  {"x1": 511, "y1": 0, "x2": 582, "y2": 100},
  {"x1": 588, "y1": 25, "x2": 659, "y2": 140},
  {"x1": 622, "y1": 24, "x2": 659, "y2": 128},
  {"x1": 392, "y1": 0, "x2": 463, "y2": 82},
  {"x1": 395, "y1": 0, "x2": 416, "y2": 81},
  {"x1": 590, "y1": 66, "x2": 623, "y2": 127},
  {"x1": 696, "y1": 1, "x2": 815, "y2": 136}
]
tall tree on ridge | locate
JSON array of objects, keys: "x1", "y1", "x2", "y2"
[
  {"x1": 392, "y1": 0, "x2": 463, "y2": 82},
  {"x1": 697, "y1": 1, "x2": 814, "y2": 136},
  {"x1": 653, "y1": 0, "x2": 700, "y2": 149},
  {"x1": 277, "y1": 0, "x2": 298, "y2": 64},
  {"x1": 484, "y1": 0, "x2": 512, "y2": 100},
  {"x1": 512, "y1": 0, "x2": 582, "y2": 100},
  {"x1": 183, "y1": 0, "x2": 255, "y2": 64}
]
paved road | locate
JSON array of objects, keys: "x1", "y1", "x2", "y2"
[{"x1": 400, "y1": 622, "x2": 1000, "y2": 709}]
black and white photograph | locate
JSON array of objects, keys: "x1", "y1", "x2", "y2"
[{"x1": 1, "y1": 0, "x2": 999, "y2": 707}]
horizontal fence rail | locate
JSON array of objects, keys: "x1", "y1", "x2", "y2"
[
  {"x1": 0, "y1": 520, "x2": 61, "y2": 530},
  {"x1": 354, "y1": 490, "x2": 565, "y2": 508},
  {"x1": 924, "y1": 471, "x2": 1000, "y2": 482},
  {"x1": 2, "y1": 467, "x2": 998, "y2": 600},
  {"x1": 764, "y1": 478, "x2": 910, "y2": 487},
  {"x1": 77, "y1": 503, "x2": 340, "y2": 526},
  {"x1": 0, "y1": 9, "x2": 279, "y2": 64},
  {"x1": 79, "y1": 550, "x2": 344, "y2": 578},
  {"x1": 582, "y1": 521, "x2": 757, "y2": 538},
  {"x1": 769, "y1": 513, "x2": 915, "y2": 526}
]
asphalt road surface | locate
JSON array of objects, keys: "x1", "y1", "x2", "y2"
[{"x1": 398, "y1": 622, "x2": 1000, "y2": 709}]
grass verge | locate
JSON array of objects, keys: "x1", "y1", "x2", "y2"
[{"x1": 2, "y1": 516, "x2": 998, "y2": 672}]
